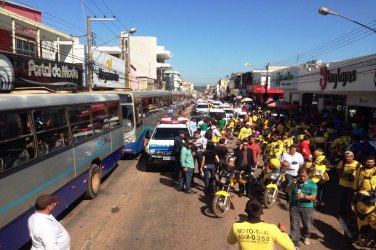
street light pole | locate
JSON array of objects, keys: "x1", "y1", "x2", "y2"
[{"x1": 319, "y1": 7, "x2": 376, "y2": 33}]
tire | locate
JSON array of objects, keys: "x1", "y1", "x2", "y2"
[
  {"x1": 212, "y1": 195, "x2": 230, "y2": 218},
  {"x1": 263, "y1": 188, "x2": 277, "y2": 208},
  {"x1": 144, "y1": 162, "x2": 153, "y2": 172},
  {"x1": 86, "y1": 164, "x2": 101, "y2": 199}
]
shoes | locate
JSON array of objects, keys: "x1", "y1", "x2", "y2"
[
  {"x1": 294, "y1": 247, "x2": 300, "y2": 250},
  {"x1": 178, "y1": 187, "x2": 185, "y2": 192},
  {"x1": 186, "y1": 190, "x2": 196, "y2": 194},
  {"x1": 303, "y1": 237, "x2": 310, "y2": 246},
  {"x1": 238, "y1": 193, "x2": 243, "y2": 198}
]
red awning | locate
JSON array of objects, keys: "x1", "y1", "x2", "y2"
[{"x1": 251, "y1": 85, "x2": 284, "y2": 94}]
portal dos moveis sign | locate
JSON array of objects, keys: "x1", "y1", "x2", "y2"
[{"x1": 319, "y1": 66, "x2": 357, "y2": 90}]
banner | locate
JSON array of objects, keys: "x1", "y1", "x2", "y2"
[{"x1": 0, "y1": 51, "x2": 83, "y2": 91}]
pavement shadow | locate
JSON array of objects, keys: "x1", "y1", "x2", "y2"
[{"x1": 313, "y1": 219, "x2": 356, "y2": 250}]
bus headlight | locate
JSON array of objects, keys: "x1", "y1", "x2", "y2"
[{"x1": 124, "y1": 134, "x2": 135, "y2": 144}]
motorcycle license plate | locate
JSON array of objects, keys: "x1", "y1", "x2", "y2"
[{"x1": 163, "y1": 156, "x2": 175, "y2": 161}]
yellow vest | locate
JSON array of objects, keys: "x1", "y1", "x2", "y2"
[
  {"x1": 337, "y1": 160, "x2": 361, "y2": 188},
  {"x1": 354, "y1": 167, "x2": 376, "y2": 192}
]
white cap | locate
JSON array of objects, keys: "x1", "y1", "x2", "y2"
[{"x1": 246, "y1": 122, "x2": 250, "y2": 126}]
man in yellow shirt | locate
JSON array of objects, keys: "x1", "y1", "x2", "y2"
[
  {"x1": 227, "y1": 199, "x2": 294, "y2": 250},
  {"x1": 337, "y1": 150, "x2": 361, "y2": 216},
  {"x1": 238, "y1": 123, "x2": 253, "y2": 141}
]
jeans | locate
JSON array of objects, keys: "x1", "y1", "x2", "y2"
[
  {"x1": 290, "y1": 206, "x2": 314, "y2": 247},
  {"x1": 338, "y1": 185, "x2": 354, "y2": 216},
  {"x1": 195, "y1": 151, "x2": 203, "y2": 174},
  {"x1": 179, "y1": 167, "x2": 194, "y2": 192},
  {"x1": 203, "y1": 164, "x2": 216, "y2": 190}
]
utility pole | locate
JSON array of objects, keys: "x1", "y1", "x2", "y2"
[
  {"x1": 264, "y1": 63, "x2": 270, "y2": 106},
  {"x1": 86, "y1": 16, "x2": 93, "y2": 91},
  {"x1": 86, "y1": 16, "x2": 115, "y2": 91}
]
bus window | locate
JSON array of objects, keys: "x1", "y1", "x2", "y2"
[
  {"x1": 134, "y1": 100, "x2": 143, "y2": 127},
  {"x1": 121, "y1": 104, "x2": 134, "y2": 132},
  {"x1": 108, "y1": 101, "x2": 121, "y2": 128},
  {"x1": 0, "y1": 111, "x2": 36, "y2": 172},
  {"x1": 69, "y1": 105, "x2": 94, "y2": 143},
  {"x1": 91, "y1": 103, "x2": 109, "y2": 133},
  {"x1": 34, "y1": 108, "x2": 70, "y2": 156}
]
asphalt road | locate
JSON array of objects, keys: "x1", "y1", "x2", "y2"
[
  {"x1": 61, "y1": 105, "x2": 363, "y2": 250},
  {"x1": 61, "y1": 149, "x2": 362, "y2": 250}
]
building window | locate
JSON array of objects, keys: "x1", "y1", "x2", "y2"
[{"x1": 15, "y1": 38, "x2": 36, "y2": 57}]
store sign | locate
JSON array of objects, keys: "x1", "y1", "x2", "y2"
[
  {"x1": 0, "y1": 51, "x2": 83, "y2": 91},
  {"x1": 276, "y1": 71, "x2": 293, "y2": 86},
  {"x1": 319, "y1": 66, "x2": 357, "y2": 90},
  {"x1": 92, "y1": 50, "x2": 125, "y2": 88}
]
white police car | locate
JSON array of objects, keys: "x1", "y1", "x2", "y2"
[{"x1": 144, "y1": 118, "x2": 193, "y2": 170}]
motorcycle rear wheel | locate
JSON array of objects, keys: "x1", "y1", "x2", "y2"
[
  {"x1": 212, "y1": 195, "x2": 230, "y2": 218},
  {"x1": 263, "y1": 188, "x2": 277, "y2": 208}
]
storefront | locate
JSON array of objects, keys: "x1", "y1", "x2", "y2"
[{"x1": 271, "y1": 54, "x2": 376, "y2": 121}]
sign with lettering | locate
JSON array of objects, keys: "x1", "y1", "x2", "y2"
[
  {"x1": 0, "y1": 51, "x2": 83, "y2": 92},
  {"x1": 272, "y1": 67, "x2": 299, "y2": 90},
  {"x1": 92, "y1": 50, "x2": 126, "y2": 89}
]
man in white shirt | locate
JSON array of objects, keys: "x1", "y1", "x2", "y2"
[
  {"x1": 28, "y1": 194, "x2": 70, "y2": 250},
  {"x1": 280, "y1": 144, "x2": 304, "y2": 200}
]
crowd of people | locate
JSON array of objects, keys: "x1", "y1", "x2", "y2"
[{"x1": 173, "y1": 102, "x2": 376, "y2": 250}]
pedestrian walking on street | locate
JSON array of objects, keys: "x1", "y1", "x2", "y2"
[
  {"x1": 227, "y1": 199, "x2": 294, "y2": 250},
  {"x1": 28, "y1": 194, "x2": 71, "y2": 250},
  {"x1": 179, "y1": 138, "x2": 196, "y2": 194},
  {"x1": 200, "y1": 142, "x2": 219, "y2": 194},
  {"x1": 234, "y1": 139, "x2": 255, "y2": 197},
  {"x1": 336, "y1": 150, "x2": 361, "y2": 216},
  {"x1": 173, "y1": 130, "x2": 186, "y2": 180},
  {"x1": 285, "y1": 167, "x2": 317, "y2": 249}
]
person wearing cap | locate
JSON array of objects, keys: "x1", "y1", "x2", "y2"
[
  {"x1": 227, "y1": 199, "x2": 294, "y2": 250},
  {"x1": 235, "y1": 139, "x2": 255, "y2": 197},
  {"x1": 238, "y1": 122, "x2": 253, "y2": 141},
  {"x1": 336, "y1": 150, "x2": 362, "y2": 216},
  {"x1": 28, "y1": 194, "x2": 70, "y2": 249}
]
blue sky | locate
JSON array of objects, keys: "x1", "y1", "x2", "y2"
[{"x1": 13, "y1": 0, "x2": 376, "y2": 85}]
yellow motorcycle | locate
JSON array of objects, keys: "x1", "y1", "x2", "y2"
[
  {"x1": 263, "y1": 158, "x2": 285, "y2": 208},
  {"x1": 212, "y1": 168, "x2": 248, "y2": 218},
  {"x1": 352, "y1": 191, "x2": 376, "y2": 247}
]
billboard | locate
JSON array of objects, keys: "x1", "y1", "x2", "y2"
[
  {"x1": 92, "y1": 50, "x2": 126, "y2": 89},
  {"x1": 0, "y1": 51, "x2": 83, "y2": 92}
]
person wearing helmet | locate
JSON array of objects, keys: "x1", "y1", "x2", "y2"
[{"x1": 227, "y1": 199, "x2": 294, "y2": 250}]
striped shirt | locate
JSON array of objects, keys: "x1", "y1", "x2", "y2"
[{"x1": 289, "y1": 178, "x2": 317, "y2": 208}]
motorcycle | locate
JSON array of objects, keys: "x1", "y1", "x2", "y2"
[
  {"x1": 352, "y1": 191, "x2": 376, "y2": 247},
  {"x1": 262, "y1": 158, "x2": 285, "y2": 208},
  {"x1": 308, "y1": 153, "x2": 330, "y2": 208},
  {"x1": 212, "y1": 169, "x2": 248, "y2": 218}
]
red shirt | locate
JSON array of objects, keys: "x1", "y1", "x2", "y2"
[
  {"x1": 248, "y1": 143, "x2": 261, "y2": 164},
  {"x1": 300, "y1": 140, "x2": 311, "y2": 159}
]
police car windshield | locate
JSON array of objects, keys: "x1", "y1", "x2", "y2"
[
  {"x1": 152, "y1": 128, "x2": 189, "y2": 140},
  {"x1": 197, "y1": 104, "x2": 208, "y2": 108}
]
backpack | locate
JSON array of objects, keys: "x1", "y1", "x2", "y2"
[{"x1": 205, "y1": 127, "x2": 213, "y2": 140}]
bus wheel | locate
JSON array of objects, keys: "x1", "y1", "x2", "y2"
[{"x1": 86, "y1": 164, "x2": 101, "y2": 199}]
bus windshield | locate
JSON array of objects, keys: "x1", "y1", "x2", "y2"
[{"x1": 122, "y1": 104, "x2": 134, "y2": 133}]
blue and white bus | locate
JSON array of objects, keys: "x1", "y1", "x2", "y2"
[
  {"x1": 0, "y1": 91, "x2": 124, "y2": 249},
  {"x1": 118, "y1": 91, "x2": 189, "y2": 156}
]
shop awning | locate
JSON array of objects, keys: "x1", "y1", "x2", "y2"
[{"x1": 251, "y1": 85, "x2": 284, "y2": 94}]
